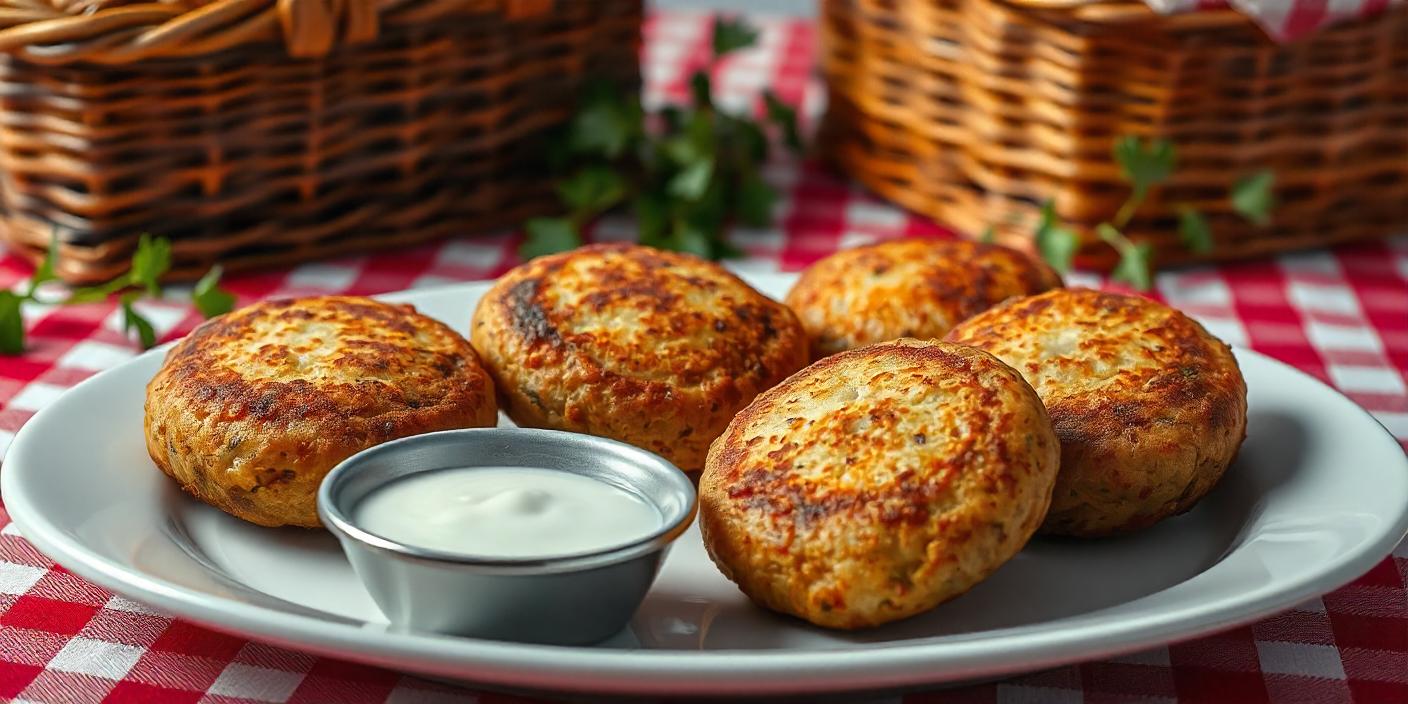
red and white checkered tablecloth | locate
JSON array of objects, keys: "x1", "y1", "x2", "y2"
[
  {"x1": 1149, "y1": 0, "x2": 1403, "y2": 41},
  {"x1": 0, "y1": 11, "x2": 1404, "y2": 704}
]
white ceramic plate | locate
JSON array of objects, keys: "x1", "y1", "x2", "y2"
[{"x1": 5, "y1": 273, "x2": 1408, "y2": 697}]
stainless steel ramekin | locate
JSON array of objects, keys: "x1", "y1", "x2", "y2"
[{"x1": 317, "y1": 428, "x2": 697, "y2": 645}]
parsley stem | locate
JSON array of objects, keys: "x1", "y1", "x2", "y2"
[
  {"x1": 1096, "y1": 223, "x2": 1133, "y2": 253},
  {"x1": 1113, "y1": 185, "x2": 1146, "y2": 230}
]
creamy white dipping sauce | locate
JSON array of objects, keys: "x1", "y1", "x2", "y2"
[{"x1": 354, "y1": 467, "x2": 661, "y2": 558}]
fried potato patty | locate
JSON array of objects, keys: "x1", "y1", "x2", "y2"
[
  {"x1": 471, "y1": 243, "x2": 808, "y2": 472},
  {"x1": 785, "y1": 238, "x2": 1062, "y2": 358},
  {"x1": 700, "y1": 339, "x2": 1060, "y2": 629},
  {"x1": 145, "y1": 296, "x2": 498, "y2": 528},
  {"x1": 947, "y1": 288, "x2": 1248, "y2": 536}
]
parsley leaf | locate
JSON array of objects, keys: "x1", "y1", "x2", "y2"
[
  {"x1": 979, "y1": 226, "x2": 996, "y2": 244},
  {"x1": 63, "y1": 277, "x2": 128, "y2": 305},
  {"x1": 1098, "y1": 223, "x2": 1155, "y2": 291},
  {"x1": 192, "y1": 265, "x2": 235, "y2": 318},
  {"x1": 119, "y1": 291, "x2": 157, "y2": 349},
  {"x1": 1113, "y1": 136, "x2": 1177, "y2": 197},
  {"x1": 712, "y1": 16, "x2": 760, "y2": 59},
  {"x1": 672, "y1": 222, "x2": 714, "y2": 259},
  {"x1": 634, "y1": 191, "x2": 670, "y2": 247},
  {"x1": 1111, "y1": 242, "x2": 1155, "y2": 291},
  {"x1": 4, "y1": 233, "x2": 247, "y2": 356},
  {"x1": 727, "y1": 114, "x2": 770, "y2": 164},
  {"x1": 662, "y1": 111, "x2": 715, "y2": 166},
  {"x1": 0, "y1": 291, "x2": 24, "y2": 355},
  {"x1": 763, "y1": 90, "x2": 802, "y2": 154},
  {"x1": 535, "y1": 14, "x2": 803, "y2": 264},
  {"x1": 689, "y1": 72, "x2": 713, "y2": 110},
  {"x1": 129, "y1": 234, "x2": 171, "y2": 296},
  {"x1": 715, "y1": 235, "x2": 745, "y2": 259},
  {"x1": 736, "y1": 170, "x2": 777, "y2": 227},
  {"x1": 557, "y1": 167, "x2": 627, "y2": 216},
  {"x1": 544, "y1": 130, "x2": 573, "y2": 174},
  {"x1": 669, "y1": 157, "x2": 715, "y2": 201},
  {"x1": 568, "y1": 93, "x2": 638, "y2": 159},
  {"x1": 1177, "y1": 206, "x2": 1214, "y2": 254},
  {"x1": 520, "y1": 218, "x2": 581, "y2": 260},
  {"x1": 1232, "y1": 169, "x2": 1276, "y2": 226},
  {"x1": 662, "y1": 133, "x2": 701, "y2": 166},
  {"x1": 25, "y1": 233, "x2": 60, "y2": 298},
  {"x1": 659, "y1": 106, "x2": 683, "y2": 133},
  {"x1": 1034, "y1": 201, "x2": 1080, "y2": 274}
]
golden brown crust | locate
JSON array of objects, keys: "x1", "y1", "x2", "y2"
[
  {"x1": 144, "y1": 296, "x2": 498, "y2": 528},
  {"x1": 784, "y1": 238, "x2": 1063, "y2": 358},
  {"x1": 470, "y1": 243, "x2": 809, "y2": 472},
  {"x1": 946, "y1": 288, "x2": 1248, "y2": 536},
  {"x1": 699, "y1": 339, "x2": 1060, "y2": 629}
]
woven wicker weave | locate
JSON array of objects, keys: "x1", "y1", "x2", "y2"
[
  {"x1": 0, "y1": 0, "x2": 641, "y2": 283},
  {"x1": 819, "y1": 0, "x2": 1408, "y2": 268}
]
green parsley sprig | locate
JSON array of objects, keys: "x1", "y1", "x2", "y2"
[
  {"x1": 521, "y1": 16, "x2": 802, "y2": 260},
  {"x1": 0, "y1": 233, "x2": 235, "y2": 355},
  {"x1": 1032, "y1": 137, "x2": 1276, "y2": 289}
]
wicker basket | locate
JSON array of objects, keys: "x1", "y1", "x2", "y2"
[
  {"x1": 0, "y1": 0, "x2": 641, "y2": 283},
  {"x1": 819, "y1": 0, "x2": 1408, "y2": 268}
]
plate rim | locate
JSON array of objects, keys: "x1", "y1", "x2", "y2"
[{"x1": 5, "y1": 278, "x2": 1407, "y2": 696}]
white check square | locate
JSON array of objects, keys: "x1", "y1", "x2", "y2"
[
  {"x1": 104, "y1": 301, "x2": 187, "y2": 337},
  {"x1": 408, "y1": 275, "x2": 460, "y2": 291},
  {"x1": 208, "y1": 663, "x2": 305, "y2": 702},
  {"x1": 283, "y1": 263, "x2": 360, "y2": 292},
  {"x1": 0, "y1": 562, "x2": 46, "y2": 595},
  {"x1": 845, "y1": 200, "x2": 906, "y2": 229},
  {"x1": 46, "y1": 637, "x2": 144, "y2": 680},
  {"x1": 1328, "y1": 365, "x2": 1407, "y2": 395},
  {"x1": 104, "y1": 595, "x2": 166, "y2": 616},
  {"x1": 1305, "y1": 320, "x2": 1382, "y2": 353},
  {"x1": 1279, "y1": 252, "x2": 1341, "y2": 276},
  {"x1": 1288, "y1": 281, "x2": 1360, "y2": 317},
  {"x1": 1372, "y1": 411, "x2": 1407, "y2": 441},
  {"x1": 837, "y1": 231, "x2": 878, "y2": 251},
  {"x1": 1256, "y1": 641, "x2": 1347, "y2": 679},
  {"x1": 1160, "y1": 273, "x2": 1232, "y2": 308},
  {"x1": 55, "y1": 340, "x2": 135, "y2": 371},
  {"x1": 7, "y1": 383, "x2": 67, "y2": 412},
  {"x1": 1193, "y1": 316, "x2": 1249, "y2": 348},
  {"x1": 435, "y1": 241, "x2": 507, "y2": 269}
]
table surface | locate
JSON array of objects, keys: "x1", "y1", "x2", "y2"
[{"x1": 0, "y1": 10, "x2": 1405, "y2": 704}]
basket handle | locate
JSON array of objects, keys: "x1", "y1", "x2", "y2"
[
  {"x1": 0, "y1": 0, "x2": 550, "y2": 63},
  {"x1": 276, "y1": 0, "x2": 552, "y2": 56},
  {"x1": 503, "y1": 0, "x2": 550, "y2": 19},
  {"x1": 278, "y1": 0, "x2": 379, "y2": 57}
]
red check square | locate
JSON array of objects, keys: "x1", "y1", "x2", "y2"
[
  {"x1": 1349, "y1": 680, "x2": 1408, "y2": 703},
  {"x1": 104, "y1": 680, "x2": 205, "y2": 704},
  {"x1": 0, "y1": 595, "x2": 99, "y2": 635},
  {"x1": 1327, "y1": 614, "x2": 1408, "y2": 651},
  {"x1": 0, "y1": 660, "x2": 43, "y2": 699},
  {"x1": 1171, "y1": 667, "x2": 1270, "y2": 703},
  {"x1": 149, "y1": 620, "x2": 246, "y2": 660}
]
